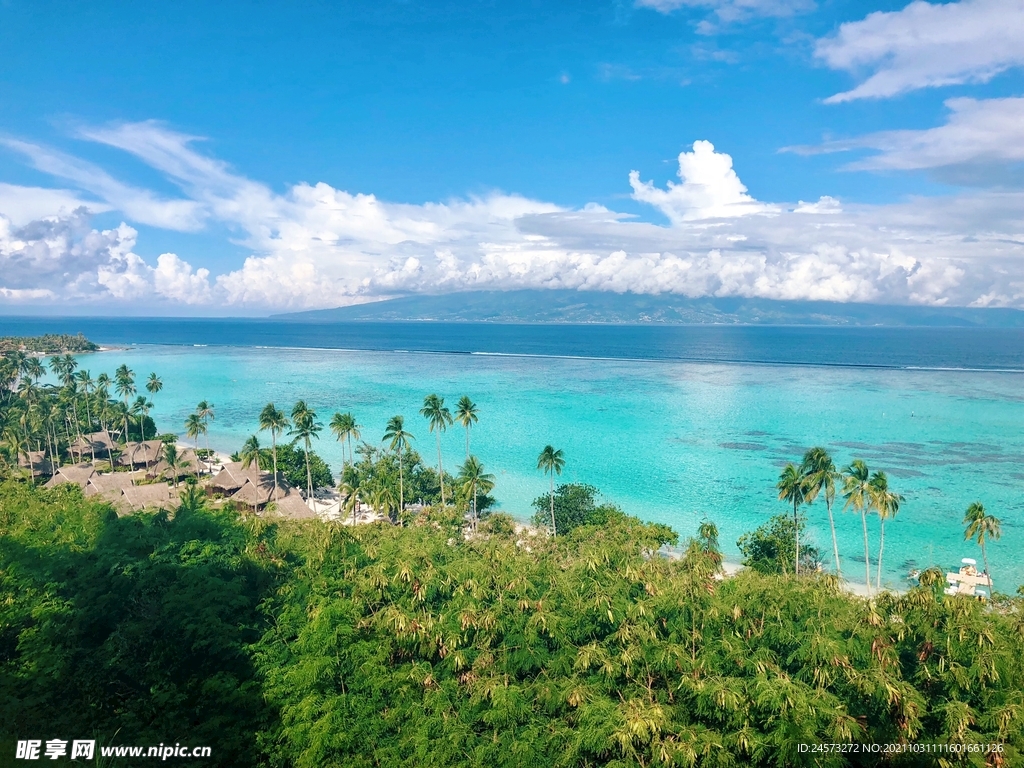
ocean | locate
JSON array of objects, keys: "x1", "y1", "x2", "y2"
[{"x1": 4, "y1": 316, "x2": 1023, "y2": 590}]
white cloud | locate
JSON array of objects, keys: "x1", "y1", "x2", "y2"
[
  {"x1": 816, "y1": 0, "x2": 1024, "y2": 103},
  {"x1": 1, "y1": 138, "x2": 206, "y2": 231},
  {"x1": 786, "y1": 97, "x2": 1024, "y2": 176},
  {"x1": 636, "y1": 0, "x2": 814, "y2": 22},
  {"x1": 153, "y1": 253, "x2": 212, "y2": 304},
  {"x1": 629, "y1": 141, "x2": 778, "y2": 223},
  {"x1": 0, "y1": 183, "x2": 110, "y2": 227},
  {"x1": 5, "y1": 121, "x2": 1024, "y2": 311}
]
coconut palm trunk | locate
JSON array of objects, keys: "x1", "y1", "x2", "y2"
[
  {"x1": 826, "y1": 496, "x2": 842, "y2": 580},
  {"x1": 861, "y1": 510, "x2": 872, "y2": 597},
  {"x1": 271, "y1": 428, "x2": 279, "y2": 502},
  {"x1": 980, "y1": 538, "x2": 991, "y2": 592},
  {"x1": 304, "y1": 437, "x2": 314, "y2": 508},
  {"x1": 398, "y1": 453, "x2": 404, "y2": 512},
  {"x1": 549, "y1": 472, "x2": 556, "y2": 538},
  {"x1": 876, "y1": 518, "x2": 887, "y2": 590},
  {"x1": 793, "y1": 497, "x2": 800, "y2": 576}
]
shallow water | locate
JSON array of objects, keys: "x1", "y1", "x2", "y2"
[{"x1": 5, "y1": 317, "x2": 1022, "y2": 589}]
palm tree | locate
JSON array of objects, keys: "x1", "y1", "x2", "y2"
[
  {"x1": 161, "y1": 443, "x2": 184, "y2": 488},
  {"x1": 289, "y1": 401, "x2": 323, "y2": 507},
  {"x1": 776, "y1": 463, "x2": 806, "y2": 576},
  {"x1": 95, "y1": 374, "x2": 111, "y2": 434},
  {"x1": 870, "y1": 471, "x2": 903, "y2": 590},
  {"x1": 458, "y1": 455, "x2": 495, "y2": 532},
  {"x1": 185, "y1": 413, "x2": 206, "y2": 480},
  {"x1": 239, "y1": 435, "x2": 264, "y2": 470},
  {"x1": 114, "y1": 364, "x2": 136, "y2": 443},
  {"x1": 843, "y1": 460, "x2": 874, "y2": 597},
  {"x1": 455, "y1": 396, "x2": 478, "y2": 460},
  {"x1": 383, "y1": 415, "x2": 414, "y2": 512},
  {"x1": 420, "y1": 394, "x2": 453, "y2": 507},
  {"x1": 196, "y1": 400, "x2": 215, "y2": 459},
  {"x1": 259, "y1": 403, "x2": 289, "y2": 502},
  {"x1": 75, "y1": 370, "x2": 95, "y2": 434},
  {"x1": 801, "y1": 447, "x2": 842, "y2": 579},
  {"x1": 146, "y1": 373, "x2": 162, "y2": 397},
  {"x1": 963, "y1": 502, "x2": 1001, "y2": 594},
  {"x1": 131, "y1": 395, "x2": 153, "y2": 442},
  {"x1": 536, "y1": 445, "x2": 565, "y2": 537},
  {"x1": 340, "y1": 478, "x2": 364, "y2": 527},
  {"x1": 329, "y1": 412, "x2": 356, "y2": 467}
]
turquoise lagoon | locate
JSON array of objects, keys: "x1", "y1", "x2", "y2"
[{"x1": 69, "y1": 340, "x2": 1024, "y2": 591}]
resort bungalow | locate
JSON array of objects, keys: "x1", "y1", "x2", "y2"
[
  {"x1": 68, "y1": 431, "x2": 116, "y2": 461},
  {"x1": 118, "y1": 440, "x2": 166, "y2": 469},
  {"x1": 117, "y1": 483, "x2": 181, "y2": 514},
  {"x1": 148, "y1": 448, "x2": 202, "y2": 482},
  {"x1": 229, "y1": 472, "x2": 299, "y2": 510},
  {"x1": 19, "y1": 450, "x2": 54, "y2": 478},
  {"x1": 208, "y1": 461, "x2": 256, "y2": 495},
  {"x1": 84, "y1": 472, "x2": 136, "y2": 502},
  {"x1": 267, "y1": 490, "x2": 316, "y2": 519},
  {"x1": 44, "y1": 464, "x2": 97, "y2": 491}
]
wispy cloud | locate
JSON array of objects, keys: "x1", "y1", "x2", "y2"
[
  {"x1": 636, "y1": 0, "x2": 814, "y2": 23},
  {"x1": 783, "y1": 96, "x2": 1024, "y2": 184},
  {"x1": 816, "y1": 0, "x2": 1024, "y2": 103},
  {"x1": 0, "y1": 138, "x2": 206, "y2": 231}
]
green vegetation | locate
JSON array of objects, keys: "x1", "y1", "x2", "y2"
[
  {"x1": 531, "y1": 482, "x2": 626, "y2": 536},
  {"x1": 0, "y1": 333, "x2": 99, "y2": 354},
  {"x1": 2, "y1": 480, "x2": 1023, "y2": 766},
  {"x1": 0, "y1": 351, "x2": 164, "y2": 473},
  {"x1": 231, "y1": 441, "x2": 334, "y2": 491}
]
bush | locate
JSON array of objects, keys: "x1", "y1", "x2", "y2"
[
  {"x1": 531, "y1": 482, "x2": 626, "y2": 535},
  {"x1": 737, "y1": 512, "x2": 820, "y2": 575}
]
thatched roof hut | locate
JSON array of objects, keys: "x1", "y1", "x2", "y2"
[
  {"x1": 209, "y1": 461, "x2": 259, "y2": 494},
  {"x1": 268, "y1": 489, "x2": 316, "y2": 520},
  {"x1": 43, "y1": 464, "x2": 97, "y2": 490},
  {"x1": 119, "y1": 483, "x2": 180, "y2": 513},
  {"x1": 69, "y1": 431, "x2": 115, "y2": 458},
  {"x1": 19, "y1": 450, "x2": 54, "y2": 476},
  {"x1": 118, "y1": 440, "x2": 165, "y2": 467},
  {"x1": 229, "y1": 472, "x2": 293, "y2": 509},
  {"x1": 148, "y1": 448, "x2": 201, "y2": 480},
  {"x1": 85, "y1": 472, "x2": 135, "y2": 501}
]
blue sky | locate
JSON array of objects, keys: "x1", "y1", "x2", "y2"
[{"x1": 2, "y1": 0, "x2": 1024, "y2": 314}]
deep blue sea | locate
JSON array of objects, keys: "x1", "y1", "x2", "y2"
[{"x1": 4, "y1": 316, "x2": 1023, "y2": 591}]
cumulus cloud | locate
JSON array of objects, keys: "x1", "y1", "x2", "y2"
[
  {"x1": 5, "y1": 121, "x2": 1024, "y2": 312},
  {"x1": 629, "y1": 141, "x2": 778, "y2": 223},
  {"x1": 636, "y1": 0, "x2": 814, "y2": 22},
  {"x1": 0, "y1": 183, "x2": 111, "y2": 227},
  {"x1": 816, "y1": 0, "x2": 1024, "y2": 103},
  {"x1": 785, "y1": 97, "x2": 1024, "y2": 181}
]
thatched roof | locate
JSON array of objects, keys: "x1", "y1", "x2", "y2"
[
  {"x1": 120, "y1": 483, "x2": 179, "y2": 512},
  {"x1": 19, "y1": 451, "x2": 54, "y2": 475},
  {"x1": 229, "y1": 473, "x2": 292, "y2": 508},
  {"x1": 268, "y1": 489, "x2": 316, "y2": 520},
  {"x1": 69, "y1": 431, "x2": 115, "y2": 455},
  {"x1": 43, "y1": 464, "x2": 97, "y2": 489},
  {"x1": 149, "y1": 448, "x2": 201, "y2": 479},
  {"x1": 117, "y1": 440, "x2": 165, "y2": 467},
  {"x1": 209, "y1": 461, "x2": 261, "y2": 492},
  {"x1": 85, "y1": 472, "x2": 135, "y2": 500}
]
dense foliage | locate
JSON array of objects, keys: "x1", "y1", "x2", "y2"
[
  {"x1": 737, "y1": 512, "x2": 822, "y2": 575},
  {"x1": 2, "y1": 481, "x2": 1023, "y2": 766},
  {"x1": 0, "y1": 334, "x2": 98, "y2": 354},
  {"x1": 231, "y1": 442, "x2": 335, "y2": 491},
  {"x1": 531, "y1": 482, "x2": 630, "y2": 535}
]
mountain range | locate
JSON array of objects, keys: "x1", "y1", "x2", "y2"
[{"x1": 273, "y1": 291, "x2": 1024, "y2": 327}]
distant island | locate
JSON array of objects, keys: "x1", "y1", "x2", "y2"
[
  {"x1": 273, "y1": 290, "x2": 1024, "y2": 327},
  {"x1": 0, "y1": 332, "x2": 99, "y2": 354}
]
